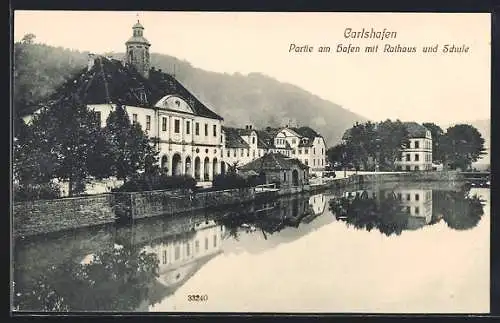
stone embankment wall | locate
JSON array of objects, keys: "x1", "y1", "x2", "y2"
[
  {"x1": 13, "y1": 171, "x2": 464, "y2": 238},
  {"x1": 353, "y1": 171, "x2": 464, "y2": 183},
  {"x1": 13, "y1": 194, "x2": 116, "y2": 238},
  {"x1": 114, "y1": 187, "x2": 256, "y2": 220}
]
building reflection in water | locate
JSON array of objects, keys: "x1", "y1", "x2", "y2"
[
  {"x1": 12, "y1": 186, "x2": 486, "y2": 312},
  {"x1": 13, "y1": 193, "x2": 330, "y2": 312},
  {"x1": 392, "y1": 188, "x2": 432, "y2": 229},
  {"x1": 215, "y1": 193, "x2": 332, "y2": 258},
  {"x1": 218, "y1": 193, "x2": 327, "y2": 237},
  {"x1": 139, "y1": 193, "x2": 328, "y2": 309},
  {"x1": 140, "y1": 219, "x2": 224, "y2": 308},
  {"x1": 331, "y1": 184, "x2": 485, "y2": 236}
]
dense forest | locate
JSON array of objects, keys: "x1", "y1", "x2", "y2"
[{"x1": 13, "y1": 39, "x2": 367, "y2": 146}]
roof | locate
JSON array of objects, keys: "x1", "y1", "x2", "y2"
[
  {"x1": 255, "y1": 129, "x2": 276, "y2": 149},
  {"x1": 21, "y1": 56, "x2": 223, "y2": 120},
  {"x1": 223, "y1": 126, "x2": 294, "y2": 150},
  {"x1": 290, "y1": 126, "x2": 321, "y2": 139},
  {"x1": 127, "y1": 21, "x2": 150, "y2": 45},
  {"x1": 126, "y1": 35, "x2": 151, "y2": 45},
  {"x1": 236, "y1": 128, "x2": 255, "y2": 136},
  {"x1": 403, "y1": 122, "x2": 429, "y2": 138},
  {"x1": 289, "y1": 126, "x2": 323, "y2": 147},
  {"x1": 133, "y1": 21, "x2": 144, "y2": 29},
  {"x1": 239, "y1": 152, "x2": 309, "y2": 171},
  {"x1": 223, "y1": 127, "x2": 250, "y2": 148}
]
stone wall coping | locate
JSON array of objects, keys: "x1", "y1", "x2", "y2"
[
  {"x1": 112, "y1": 187, "x2": 253, "y2": 196},
  {"x1": 14, "y1": 193, "x2": 113, "y2": 206}
]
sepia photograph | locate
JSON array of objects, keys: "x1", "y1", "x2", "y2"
[{"x1": 11, "y1": 11, "x2": 491, "y2": 314}]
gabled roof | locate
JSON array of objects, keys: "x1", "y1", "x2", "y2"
[
  {"x1": 239, "y1": 152, "x2": 309, "y2": 171},
  {"x1": 256, "y1": 127, "x2": 292, "y2": 150},
  {"x1": 255, "y1": 129, "x2": 276, "y2": 149},
  {"x1": 22, "y1": 56, "x2": 223, "y2": 120},
  {"x1": 277, "y1": 126, "x2": 323, "y2": 147},
  {"x1": 403, "y1": 122, "x2": 429, "y2": 138},
  {"x1": 223, "y1": 127, "x2": 250, "y2": 148},
  {"x1": 290, "y1": 126, "x2": 321, "y2": 138}
]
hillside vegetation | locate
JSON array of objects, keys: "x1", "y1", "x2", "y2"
[{"x1": 13, "y1": 41, "x2": 367, "y2": 146}]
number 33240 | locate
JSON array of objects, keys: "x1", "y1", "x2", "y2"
[{"x1": 188, "y1": 294, "x2": 208, "y2": 301}]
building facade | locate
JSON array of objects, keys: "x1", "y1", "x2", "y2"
[
  {"x1": 395, "y1": 122, "x2": 433, "y2": 171},
  {"x1": 20, "y1": 20, "x2": 327, "y2": 184},
  {"x1": 222, "y1": 125, "x2": 327, "y2": 177},
  {"x1": 238, "y1": 152, "x2": 310, "y2": 189},
  {"x1": 279, "y1": 127, "x2": 327, "y2": 176},
  {"x1": 23, "y1": 20, "x2": 225, "y2": 183}
]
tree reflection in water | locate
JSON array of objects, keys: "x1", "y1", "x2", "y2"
[
  {"x1": 329, "y1": 190, "x2": 408, "y2": 236},
  {"x1": 13, "y1": 244, "x2": 159, "y2": 312},
  {"x1": 215, "y1": 200, "x2": 291, "y2": 239},
  {"x1": 329, "y1": 186, "x2": 486, "y2": 236},
  {"x1": 432, "y1": 187, "x2": 485, "y2": 230}
]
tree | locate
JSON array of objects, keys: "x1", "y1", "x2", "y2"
[
  {"x1": 341, "y1": 120, "x2": 409, "y2": 171},
  {"x1": 422, "y1": 122, "x2": 445, "y2": 163},
  {"x1": 21, "y1": 33, "x2": 36, "y2": 45},
  {"x1": 342, "y1": 121, "x2": 377, "y2": 170},
  {"x1": 227, "y1": 161, "x2": 239, "y2": 174},
  {"x1": 328, "y1": 190, "x2": 410, "y2": 236},
  {"x1": 104, "y1": 105, "x2": 158, "y2": 181},
  {"x1": 326, "y1": 144, "x2": 343, "y2": 168},
  {"x1": 375, "y1": 119, "x2": 410, "y2": 171},
  {"x1": 46, "y1": 97, "x2": 105, "y2": 196},
  {"x1": 326, "y1": 143, "x2": 354, "y2": 173},
  {"x1": 432, "y1": 188, "x2": 485, "y2": 230},
  {"x1": 13, "y1": 115, "x2": 57, "y2": 186},
  {"x1": 13, "y1": 245, "x2": 159, "y2": 311},
  {"x1": 441, "y1": 124, "x2": 486, "y2": 170},
  {"x1": 16, "y1": 96, "x2": 109, "y2": 196}
]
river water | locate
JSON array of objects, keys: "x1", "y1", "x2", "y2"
[{"x1": 12, "y1": 181, "x2": 490, "y2": 313}]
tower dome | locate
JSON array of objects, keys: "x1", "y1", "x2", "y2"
[{"x1": 125, "y1": 19, "x2": 151, "y2": 78}]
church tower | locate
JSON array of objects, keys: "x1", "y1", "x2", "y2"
[{"x1": 125, "y1": 19, "x2": 151, "y2": 78}]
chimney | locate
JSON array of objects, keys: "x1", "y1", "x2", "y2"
[
  {"x1": 249, "y1": 125, "x2": 253, "y2": 130},
  {"x1": 87, "y1": 53, "x2": 95, "y2": 71}
]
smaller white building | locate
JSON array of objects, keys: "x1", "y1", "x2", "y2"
[
  {"x1": 395, "y1": 122, "x2": 433, "y2": 171},
  {"x1": 222, "y1": 125, "x2": 327, "y2": 177}
]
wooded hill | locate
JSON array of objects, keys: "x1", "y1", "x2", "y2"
[{"x1": 13, "y1": 42, "x2": 368, "y2": 147}]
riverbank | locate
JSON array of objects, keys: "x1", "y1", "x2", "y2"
[{"x1": 13, "y1": 171, "x2": 465, "y2": 239}]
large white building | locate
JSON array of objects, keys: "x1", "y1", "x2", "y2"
[
  {"x1": 20, "y1": 20, "x2": 327, "y2": 183},
  {"x1": 22, "y1": 20, "x2": 225, "y2": 182}
]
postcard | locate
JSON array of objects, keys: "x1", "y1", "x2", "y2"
[{"x1": 12, "y1": 11, "x2": 491, "y2": 314}]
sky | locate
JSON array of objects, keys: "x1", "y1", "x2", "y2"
[{"x1": 13, "y1": 11, "x2": 491, "y2": 125}]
